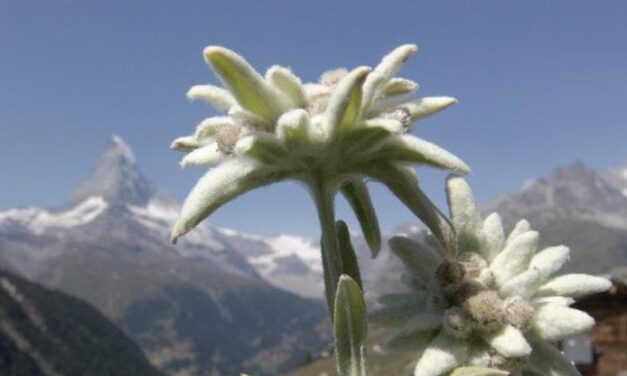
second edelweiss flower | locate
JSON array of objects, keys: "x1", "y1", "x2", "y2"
[
  {"x1": 170, "y1": 44, "x2": 469, "y2": 260},
  {"x1": 371, "y1": 176, "x2": 611, "y2": 376}
]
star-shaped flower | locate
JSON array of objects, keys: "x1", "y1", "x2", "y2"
[
  {"x1": 371, "y1": 176, "x2": 611, "y2": 376},
  {"x1": 170, "y1": 45, "x2": 468, "y2": 291}
]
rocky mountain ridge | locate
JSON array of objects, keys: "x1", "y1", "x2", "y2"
[{"x1": 0, "y1": 136, "x2": 330, "y2": 375}]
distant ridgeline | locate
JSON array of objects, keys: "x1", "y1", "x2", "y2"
[{"x1": 0, "y1": 269, "x2": 162, "y2": 376}]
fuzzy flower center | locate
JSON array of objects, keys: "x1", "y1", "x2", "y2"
[{"x1": 436, "y1": 253, "x2": 534, "y2": 339}]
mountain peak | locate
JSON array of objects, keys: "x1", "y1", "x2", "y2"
[{"x1": 70, "y1": 135, "x2": 153, "y2": 206}]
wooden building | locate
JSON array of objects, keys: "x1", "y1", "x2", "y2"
[{"x1": 567, "y1": 268, "x2": 627, "y2": 376}]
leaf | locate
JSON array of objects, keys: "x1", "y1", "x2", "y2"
[
  {"x1": 341, "y1": 180, "x2": 381, "y2": 257},
  {"x1": 179, "y1": 142, "x2": 224, "y2": 168},
  {"x1": 364, "y1": 162, "x2": 456, "y2": 257},
  {"x1": 334, "y1": 275, "x2": 368, "y2": 376},
  {"x1": 235, "y1": 133, "x2": 289, "y2": 166},
  {"x1": 400, "y1": 96, "x2": 458, "y2": 121},
  {"x1": 388, "y1": 236, "x2": 443, "y2": 286},
  {"x1": 448, "y1": 367, "x2": 509, "y2": 376},
  {"x1": 336, "y1": 221, "x2": 363, "y2": 289},
  {"x1": 377, "y1": 135, "x2": 470, "y2": 174},
  {"x1": 445, "y1": 175, "x2": 483, "y2": 254},
  {"x1": 204, "y1": 46, "x2": 286, "y2": 122},
  {"x1": 186, "y1": 84, "x2": 236, "y2": 111},
  {"x1": 266, "y1": 65, "x2": 308, "y2": 108},
  {"x1": 380, "y1": 78, "x2": 419, "y2": 99},
  {"x1": 362, "y1": 44, "x2": 418, "y2": 113},
  {"x1": 325, "y1": 66, "x2": 370, "y2": 134},
  {"x1": 482, "y1": 325, "x2": 531, "y2": 357},
  {"x1": 322, "y1": 221, "x2": 364, "y2": 314},
  {"x1": 171, "y1": 158, "x2": 282, "y2": 243},
  {"x1": 536, "y1": 274, "x2": 611, "y2": 298},
  {"x1": 532, "y1": 304, "x2": 594, "y2": 341},
  {"x1": 490, "y1": 231, "x2": 539, "y2": 286}
]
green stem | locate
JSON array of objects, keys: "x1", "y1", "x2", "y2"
[{"x1": 311, "y1": 179, "x2": 344, "y2": 318}]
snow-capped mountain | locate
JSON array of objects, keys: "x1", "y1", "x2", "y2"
[
  {"x1": 483, "y1": 161, "x2": 627, "y2": 274},
  {"x1": 0, "y1": 136, "x2": 330, "y2": 376},
  {"x1": 485, "y1": 161, "x2": 627, "y2": 231},
  {"x1": 602, "y1": 160, "x2": 627, "y2": 198}
]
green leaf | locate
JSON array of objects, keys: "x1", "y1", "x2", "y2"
[
  {"x1": 204, "y1": 46, "x2": 286, "y2": 122},
  {"x1": 325, "y1": 66, "x2": 370, "y2": 134},
  {"x1": 266, "y1": 65, "x2": 308, "y2": 108},
  {"x1": 448, "y1": 367, "x2": 509, "y2": 376},
  {"x1": 364, "y1": 162, "x2": 456, "y2": 257},
  {"x1": 334, "y1": 275, "x2": 368, "y2": 376},
  {"x1": 320, "y1": 220, "x2": 364, "y2": 317},
  {"x1": 336, "y1": 221, "x2": 363, "y2": 289},
  {"x1": 341, "y1": 180, "x2": 381, "y2": 257}
]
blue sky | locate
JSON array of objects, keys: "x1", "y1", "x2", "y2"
[{"x1": 1, "y1": 1, "x2": 626, "y2": 236}]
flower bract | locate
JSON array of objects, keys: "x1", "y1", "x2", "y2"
[
  {"x1": 370, "y1": 176, "x2": 612, "y2": 376},
  {"x1": 170, "y1": 44, "x2": 469, "y2": 257}
]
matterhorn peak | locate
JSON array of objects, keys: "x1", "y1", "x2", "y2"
[{"x1": 70, "y1": 135, "x2": 154, "y2": 206}]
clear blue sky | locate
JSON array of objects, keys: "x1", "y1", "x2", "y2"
[{"x1": 1, "y1": 1, "x2": 626, "y2": 236}]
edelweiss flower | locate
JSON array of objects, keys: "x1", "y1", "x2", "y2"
[
  {"x1": 371, "y1": 176, "x2": 611, "y2": 376},
  {"x1": 170, "y1": 44, "x2": 469, "y2": 263}
]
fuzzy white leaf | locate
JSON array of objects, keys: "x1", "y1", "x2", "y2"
[
  {"x1": 276, "y1": 109, "x2": 310, "y2": 146},
  {"x1": 186, "y1": 84, "x2": 236, "y2": 111},
  {"x1": 483, "y1": 325, "x2": 531, "y2": 357},
  {"x1": 266, "y1": 65, "x2": 308, "y2": 108},
  {"x1": 194, "y1": 116, "x2": 236, "y2": 140},
  {"x1": 481, "y1": 213, "x2": 505, "y2": 262},
  {"x1": 204, "y1": 46, "x2": 287, "y2": 121},
  {"x1": 379, "y1": 135, "x2": 471, "y2": 174},
  {"x1": 389, "y1": 236, "x2": 443, "y2": 286},
  {"x1": 532, "y1": 304, "x2": 594, "y2": 341},
  {"x1": 325, "y1": 66, "x2": 370, "y2": 134},
  {"x1": 362, "y1": 44, "x2": 417, "y2": 113},
  {"x1": 380, "y1": 78, "x2": 419, "y2": 99},
  {"x1": 536, "y1": 274, "x2": 611, "y2": 298},
  {"x1": 506, "y1": 219, "x2": 530, "y2": 245},
  {"x1": 531, "y1": 296, "x2": 574, "y2": 307},
  {"x1": 363, "y1": 118, "x2": 404, "y2": 133},
  {"x1": 401, "y1": 96, "x2": 458, "y2": 121},
  {"x1": 228, "y1": 106, "x2": 269, "y2": 130},
  {"x1": 170, "y1": 136, "x2": 200, "y2": 151},
  {"x1": 234, "y1": 133, "x2": 288, "y2": 165},
  {"x1": 529, "y1": 245, "x2": 570, "y2": 282},
  {"x1": 446, "y1": 176, "x2": 482, "y2": 254},
  {"x1": 171, "y1": 158, "x2": 280, "y2": 243},
  {"x1": 490, "y1": 231, "x2": 539, "y2": 286},
  {"x1": 180, "y1": 143, "x2": 224, "y2": 168},
  {"x1": 365, "y1": 163, "x2": 455, "y2": 255},
  {"x1": 413, "y1": 332, "x2": 468, "y2": 376},
  {"x1": 499, "y1": 268, "x2": 542, "y2": 299}
]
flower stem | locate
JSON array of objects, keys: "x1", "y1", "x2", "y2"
[{"x1": 311, "y1": 179, "x2": 344, "y2": 318}]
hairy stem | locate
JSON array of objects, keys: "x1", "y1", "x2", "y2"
[{"x1": 311, "y1": 179, "x2": 344, "y2": 318}]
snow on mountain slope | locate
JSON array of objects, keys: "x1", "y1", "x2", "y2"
[
  {"x1": 0, "y1": 197, "x2": 108, "y2": 235},
  {"x1": 602, "y1": 162, "x2": 627, "y2": 198},
  {"x1": 215, "y1": 228, "x2": 324, "y2": 298}
]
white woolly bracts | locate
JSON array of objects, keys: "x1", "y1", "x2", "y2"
[
  {"x1": 170, "y1": 44, "x2": 467, "y2": 253},
  {"x1": 370, "y1": 176, "x2": 612, "y2": 376}
]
